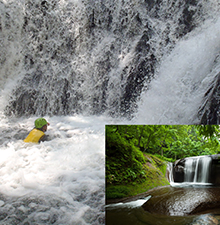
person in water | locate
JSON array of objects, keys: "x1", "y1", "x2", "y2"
[{"x1": 24, "y1": 118, "x2": 50, "y2": 143}]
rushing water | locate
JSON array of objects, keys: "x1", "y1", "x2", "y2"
[
  {"x1": 184, "y1": 156, "x2": 212, "y2": 184},
  {"x1": 2, "y1": 0, "x2": 220, "y2": 224},
  {"x1": 0, "y1": 115, "x2": 108, "y2": 224},
  {"x1": 136, "y1": 16, "x2": 220, "y2": 124},
  {"x1": 1, "y1": 0, "x2": 220, "y2": 121}
]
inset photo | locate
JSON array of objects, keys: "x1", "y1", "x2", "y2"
[{"x1": 106, "y1": 125, "x2": 220, "y2": 225}]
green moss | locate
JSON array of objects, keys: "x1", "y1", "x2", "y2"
[
  {"x1": 150, "y1": 154, "x2": 163, "y2": 166},
  {"x1": 106, "y1": 185, "x2": 130, "y2": 199},
  {"x1": 106, "y1": 154, "x2": 170, "y2": 199},
  {"x1": 153, "y1": 154, "x2": 175, "y2": 162},
  {"x1": 159, "y1": 163, "x2": 168, "y2": 176},
  {"x1": 106, "y1": 174, "x2": 169, "y2": 199}
]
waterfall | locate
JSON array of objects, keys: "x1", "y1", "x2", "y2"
[
  {"x1": 166, "y1": 162, "x2": 174, "y2": 184},
  {"x1": 1, "y1": 0, "x2": 220, "y2": 123},
  {"x1": 184, "y1": 156, "x2": 212, "y2": 184},
  {"x1": 184, "y1": 158, "x2": 194, "y2": 182},
  {"x1": 136, "y1": 16, "x2": 220, "y2": 124}
]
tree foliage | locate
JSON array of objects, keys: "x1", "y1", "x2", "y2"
[
  {"x1": 106, "y1": 125, "x2": 220, "y2": 187},
  {"x1": 107, "y1": 125, "x2": 220, "y2": 159},
  {"x1": 106, "y1": 125, "x2": 146, "y2": 185}
]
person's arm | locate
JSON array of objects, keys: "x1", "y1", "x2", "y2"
[{"x1": 39, "y1": 134, "x2": 48, "y2": 143}]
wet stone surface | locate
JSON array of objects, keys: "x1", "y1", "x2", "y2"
[
  {"x1": 142, "y1": 186, "x2": 220, "y2": 216},
  {"x1": 191, "y1": 214, "x2": 220, "y2": 225}
]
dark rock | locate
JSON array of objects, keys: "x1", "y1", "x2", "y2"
[
  {"x1": 142, "y1": 186, "x2": 220, "y2": 216},
  {"x1": 199, "y1": 73, "x2": 220, "y2": 124},
  {"x1": 173, "y1": 158, "x2": 185, "y2": 182},
  {"x1": 210, "y1": 156, "x2": 220, "y2": 185}
]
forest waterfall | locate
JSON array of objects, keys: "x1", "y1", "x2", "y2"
[
  {"x1": 168, "y1": 155, "x2": 214, "y2": 186},
  {"x1": 184, "y1": 156, "x2": 212, "y2": 183},
  {"x1": 1, "y1": 0, "x2": 220, "y2": 123}
]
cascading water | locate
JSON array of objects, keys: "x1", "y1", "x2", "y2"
[
  {"x1": 2, "y1": 0, "x2": 220, "y2": 224},
  {"x1": 184, "y1": 158, "x2": 194, "y2": 182},
  {"x1": 168, "y1": 155, "x2": 213, "y2": 186},
  {"x1": 1, "y1": 0, "x2": 220, "y2": 121},
  {"x1": 136, "y1": 16, "x2": 220, "y2": 124},
  {"x1": 166, "y1": 162, "x2": 174, "y2": 184},
  {"x1": 184, "y1": 156, "x2": 212, "y2": 184}
]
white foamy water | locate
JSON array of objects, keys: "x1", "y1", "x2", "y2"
[
  {"x1": 168, "y1": 156, "x2": 213, "y2": 188},
  {"x1": 1, "y1": 0, "x2": 220, "y2": 223},
  {"x1": 0, "y1": 115, "x2": 108, "y2": 224},
  {"x1": 136, "y1": 17, "x2": 220, "y2": 124},
  {"x1": 106, "y1": 196, "x2": 151, "y2": 209}
]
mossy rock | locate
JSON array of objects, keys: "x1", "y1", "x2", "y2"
[
  {"x1": 106, "y1": 154, "x2": 170, "y2": 199},
  {"x1": 106, "y1": 186, "x2": 130, "y2": 199}
]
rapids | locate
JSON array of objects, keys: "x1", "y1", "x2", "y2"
[
  {"x1": 2, "y1": 0, "x2": 220, "y2": 224},
  {"x1": 0, "y1": 115, "x2": 107, "y2": 224}
]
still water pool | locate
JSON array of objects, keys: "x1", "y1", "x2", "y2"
[{"x1": 106, "y1": 207, "x2": 220, "y2": 225}]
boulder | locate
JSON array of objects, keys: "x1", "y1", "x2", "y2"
[
  {"x1": 173, "y1": 158, "x2": 185, "y2": 182},
  {"x1": 142, "y1": 186, "x2": 220, "y2": 216}
]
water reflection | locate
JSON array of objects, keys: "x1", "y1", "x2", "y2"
[{"x1": 106, "y1": 205, "x2": 199, "y2": 225}]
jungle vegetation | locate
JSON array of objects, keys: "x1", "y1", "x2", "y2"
[{"x1": 106, "y1": 125, "x2": 220, "y2": 199}]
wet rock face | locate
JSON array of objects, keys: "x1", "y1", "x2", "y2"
[
  {"x1": 173, "y1": 158, "x2": 185, "y2": 182},
  {"x1": 142, "y1": 186, "x2": 220, "y2": 216},
  {"x1": 199, "y1": 73, "x2": 220, "y2": 124},
  {"x1": 192, "y1": 215, "x2": 220, "y2": 225},
  {"x1": 2, "y1": 0, "x2": 210, "y2": 117},
  {"x1": 210, "y1": 158, "x2": 220, "y2": 185}
]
